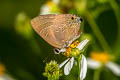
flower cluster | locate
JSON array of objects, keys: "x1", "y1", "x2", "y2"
[
  {"x1": 0, "y1": 63, "x2": 15, "y2": 80},
  {"x1": 43, "y1": 60, "x2": 62, "y2": 80},
  {"x1": 40, "y1": 0, "x2": 60, "y2": 14},
  {"x1": 59, "y1": 39, "x2": 89, "y2": 80},
  {"x1": 87, "y1": 52, "x2": 120, "y2": 76}
]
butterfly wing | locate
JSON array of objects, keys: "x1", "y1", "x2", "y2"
[
  {"x1": 31, "y1": 14, "x2": 81, "y2": 48},
  {"x1": 52, "y1": 14, "x2": 81, "y2": 48},
  {"x1": 31, "y1": 14, "x2": 63, "y2": 48}
]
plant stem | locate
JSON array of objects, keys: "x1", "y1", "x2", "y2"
[
  {"x1": 84, "y1": 11, "x2": 112, "y2": 53},
  {"x1": 93, "y1": 67, "x2": 102, "y2": 80},
  {"x1": 108, "y1": 0, "x2": 120, "y2": 40},
  {"x1": 108, "y1": 0, "x2": 120, "y2": 54},
  {"x1": 77, "y1": 55, "x2": 82, "y2": 80},
  {"x1": 48, "y1": 78, "x2": 58, "y2": 80},
  {"x1": 92, "y1": 5, "x2": 110, "y2": 19}
]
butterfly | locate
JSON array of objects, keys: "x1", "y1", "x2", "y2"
[
  {"x1": 31, "y1": 14, "x2": 89, "y2": 80},
  {"x1": 31, "y1": 14, "x2": 83, "y2": 54}
]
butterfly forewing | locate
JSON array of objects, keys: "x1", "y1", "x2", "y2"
[
  {"x1": 31, "y1": 14, "x2": 62, "y2": 48},
  {"x1": 31, "y1": 14, "x2": 81, "y2": 48}
]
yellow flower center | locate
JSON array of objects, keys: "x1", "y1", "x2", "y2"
[
  {"x1": 0, "y1": 64, "x2": 5, "y2": 76},
  {"x1": 90, "y1": 52, "x2": 109, "y2": 63},
  {"x1": 46, "y1": 1, "x2": 54, "y2": 7},
  {"x1": 64, "y1": 40, "x2": 80, "y2": 57}
]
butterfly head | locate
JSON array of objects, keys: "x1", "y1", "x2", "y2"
[
  {"x1": 66, "y1": 14, "x2": 83, "y2": 28},
  {"x1": 71, "y1": 15, "x2": 83, "y2": 23}
]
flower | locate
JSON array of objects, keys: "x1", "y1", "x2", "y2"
[
  {"x1": 15, "y1": 13, "x2": 32, "y2": 38},
  {"x1": 43, "y1": 60, "x2": 62, "y2": 80},
  {"x1": 59, "y1": 39, "x2": 89, "y2": 80},
  {"x1": 40, "y1": 0, "x2": 60, "y2": 14},
  {"x1": 53, "y1": 0, "x2": 60, "y2": 5},
  {"x1": 80, "y1": 55, "x2": 87, "y2": 80},
  {"x1": 87, "y1": 52, "x2": 120, "y2": 76},
  {"x1": 0, "y1": 63, "x2": 15, "y2": 80},
  {"x1": 0, "y1": 64, "x2": 5, "y2": 77}
]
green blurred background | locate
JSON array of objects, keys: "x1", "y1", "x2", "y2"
[{"x1": 0, "y1": 0, "x2": 120, "y2": 80}]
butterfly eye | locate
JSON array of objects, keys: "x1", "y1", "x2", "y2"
[{"x1": 80, "y1": 18, "x2": 83, "y2": 22}]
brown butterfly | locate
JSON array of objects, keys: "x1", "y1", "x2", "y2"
[{"x1": 31, "y1": 14, "x2": 83, "y2": 54}]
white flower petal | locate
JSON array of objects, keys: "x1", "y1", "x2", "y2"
[
  {"x1": 64, "y1": 57, "x2": 74, "y2": 75},
  {"x1": 105, "y1": 61, "x2": 120, "y2": 76},
  {"x1": 80, "y1": 55, "x2": 87, "y2": 80},
  {"x1": 53, "y1": 0, "x2": 60, "y2": 5},
  {"x1": 40, "y1": 5, "x2": 51, "y2": 14},
  {"x1": 59, "y1": 58, "x2": 70, "y2": 68},
  {"x1": 87, "y1": 58, "x2": 101, "y2": 69},
  {"x1": 0, "y1": 77, "x2": 5, "y2": 80},
  {"x1": 0, "y1": 74, "x2": 15, "y2": 80},
  {"x1": 77, "y1": 39, "x2": 89, "y2": 50}
]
